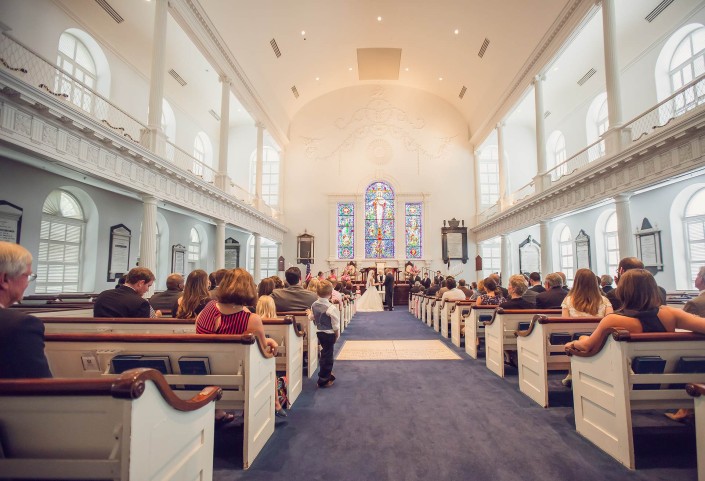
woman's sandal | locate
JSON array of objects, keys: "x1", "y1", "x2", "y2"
[{"x1": 215, "y1": 412, "x2": 235, "y2": 427}]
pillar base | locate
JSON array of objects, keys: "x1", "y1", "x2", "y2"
[{"x1": 139, "y1": 128, "x2": 167, "y2": 158}]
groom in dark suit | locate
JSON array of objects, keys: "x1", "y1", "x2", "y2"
[{"x1": 384, "y1": 269, "x2": 395, "y2": 311}]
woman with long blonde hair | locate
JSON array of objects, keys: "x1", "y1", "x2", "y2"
[{"x1": 561, "y1": 268, "x2": 612, "y2": 317}]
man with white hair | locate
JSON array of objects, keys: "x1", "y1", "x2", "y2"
[
  {"x1": 0, "y1": 241, "x2": 52, "y2": 378},
  {"x1": 684, "y1": 266, "x2": 705, "y2": 317}
]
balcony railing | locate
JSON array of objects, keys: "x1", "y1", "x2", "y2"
[
  {"x1": 545, "y1": 139, "x2": 604, "y2": 185},
  {"x1": 510, "y1": 180, "x2": 535, "y2": 205},
  {"x1": 165, "y1": 140, "x2": 217, "y2": 184},
  {"x1": 624, "y1": 73, "x2": 705, "y2": 143},
  {"x1": 478, "y1": 203, "x2": 500, "y2": 223}
]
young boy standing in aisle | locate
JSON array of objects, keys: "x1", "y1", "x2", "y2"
[{"x1": 307, "y1": 280, "x2": 340, "y2": 388}]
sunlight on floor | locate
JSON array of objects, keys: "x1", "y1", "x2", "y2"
[{"x1": 336, "y1": 340, "x2": 461, "y2": 360}]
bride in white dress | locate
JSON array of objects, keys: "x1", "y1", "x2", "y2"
[{"x1": 356, "y1": 270, "x2": 385, "y2": 312}]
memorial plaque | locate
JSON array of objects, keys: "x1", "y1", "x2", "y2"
[{"x1": 108, "y1": 224, "x2": 131, "y2": 281}]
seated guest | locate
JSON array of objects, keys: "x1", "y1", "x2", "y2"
[
  {"x1": 522, "y1": 272, "x2": 544, "y2": 305},
  {"x1": 209, "y1": 268, "x2": 228, "y2": 299},
  {"x1": 271, "y1": 267, "x2": 318, "y2": 311},
  {"x1": 489, "y1": 273, "x2": 509, "y2": 298},
  {"x1": 599, "y1": 274, "x2": 614, "y2": 294},
  {"x1": 535, "y1": 273, "x2": 567, "y2": 309},
  {"x1": 562, "y1": 269, "x2": 613, "y2": 318},
  {"x1": 306, "y1": 278, "x2": 320, "y2": 294},
  {"x1": 436, "y1": 279, "x2": 449, "y2": 299},
  {"x1": 442, "y1": 277, "x2": 466, "y2": 301},
  {"x1": 149, "y1": 273, "x2": 184, "y2": 314},
  {"x1": 469, "y1": 279, "x2": 486, "y2": 301},
  {"x1": 258, "y1": 277, "x2": 275, "y2": 297},
  {"x1": 476, "y1": 277, "x2": 506, "y2": 306},
  {"x1": 270, "y1": 276, "x2": 284, "y2": 290},
  {"x1": 174, "y1": 269, "x2": 211, "y2": 319},
  {"x1": 411, "y1": 281, "x2": 424, "y2": 294},
  {"x1": 196, "y1": 268, "x2": 286, "y2": 419},
  {"x1": 458, "y1": 279, "x2": 473, "y2": 298},
  {"x1": 500, "y1": 275, "x2": 533, "y2": 309},
  {"x1": 0, "y1": 241, "x2": 52, "y2": 378},
  {"x1": 607, "y1": 257, "x2": 666, "y2": 310},
  {"x1": 94, "y1": 267, "x2": 155, "y2": 318},
  {"x1": 425, "y1": 280, "x2": 441, "y2": 297},
  {"x1": 683, "y1": 266, "x2": 705, "y2": 317},
  {"x1": 556, "y1": 271, "x2": 570, "y2": 292},
  {"x1": 256, "y1": 294, "x2": 277, "y2": 319}
]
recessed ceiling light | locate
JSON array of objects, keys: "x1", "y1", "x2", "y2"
[
  {"x1": 348, "y1": 67, "x2": 353, "y2": 71},
  {"x1": 405, "y1": 67, "x2": 409, "y2": 72},
  {"x1": 377, "y1": 16, "x2": 382, "y2": 22},
  {"x1": 438, "y1": 77, "x2": 443, "y2": 81},
  {"x1": 301, "y1": 30, "x2": 306, "y2": 36},
  {"x1": 315, "y1": 77, "x2": 320, "y2": 81},
  {"x1": 454, "y1": 29, "x2": 459, "y2": 35}
]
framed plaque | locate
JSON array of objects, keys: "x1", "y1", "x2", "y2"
[
  {"x1": 297, "y1": 231, "x2": 314, "y2": 264},
  {"x1": 0, "y1": 201, "x2": 23, "y2": 243},
  {"x1": 635, "y1": 218, "x2": 663, "y2": 274},
  {"x1": 171, "y1": 244, "x2": 187, "y2": 276},
  {"x1": 518, "y1": 235, "x2": 541, "y2": 275},
  {"x1": 441, "y1": 218, "x2": 468, "y2": 265},
  {"x1": 575, "y1": 229, "x2": 591, "y2": 270},
  {"x1": 107, "y1": 224, "x2": 131, "y2": 281},
  {"x1": 224, "y1": 237, "x2": 240, "y2": 269}
]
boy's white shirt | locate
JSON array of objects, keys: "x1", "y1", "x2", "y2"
[{"x1": 307, "y1": 297, "x2": 340, "y2": 333}]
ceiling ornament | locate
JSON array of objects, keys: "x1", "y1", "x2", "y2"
[{"x1": 301, "y1": 87, "x2": 454, "y2": 174}]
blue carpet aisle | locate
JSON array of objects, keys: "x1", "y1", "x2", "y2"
[{"x1": 214, "y1": 309, "x2": 697, "y2": 481}]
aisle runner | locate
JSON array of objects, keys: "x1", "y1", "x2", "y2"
[{"x1": 336, "y1": 340, "x2": 461, "y2": 360}]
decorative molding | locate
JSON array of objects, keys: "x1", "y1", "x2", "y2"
[
  {"x1": 472, "y1": 110, "x2": 705, "y2": 241},
  {"x1": 0, "y1": 76, "x2": 285, "y2": 243}
]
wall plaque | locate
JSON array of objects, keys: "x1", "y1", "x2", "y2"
[
  {"x1": 575, "y1": 229, "x2": 591, "y2": 270},
  {"x1": 224, "y1": 237, "x2": 240, "y2": 269},
  {"x1": 0, "y1": 201, "x2": 22, "y2": 243},
  {"x1": 441, "y1": 218, "x2": 468, "y2": 266},
  {"x1": 518, "y1": 235, "x2": 541, "y2": 275},
  {"x1": 172, "y1": 244, "x2": 186, "y2": 276},
  {"x1": 107, "y1": 224, "x2": 131, "y2": 281}
]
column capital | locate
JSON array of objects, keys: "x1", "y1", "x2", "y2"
[
  {"x1": 141, "y1": 194, "x2": 158, "y2": 205},
  {"x1": 255, "y1": 121, "x2": 265, "y2": 130},
  {"x1": 215, "y1": 219, "x2": 226, "y2": 227},
  {"x1": 496, "y1": 121, "x2": 506, "y2": 130},
  {"x1": 532, "y1": 74, "x2": 546, "y2": 84},
  {"x1": 614, "y1": 192, "x2": 633, "y2": 204}
]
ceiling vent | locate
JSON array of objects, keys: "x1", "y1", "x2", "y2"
[
  {"x1": 577, "y1": 68, "x2": 596, "y2": 86},
  {"x1": 168, "y1": 69, "x2": 187, "y2": 87},
  {"x1": 478, "y1": 38, "x2": 490, "y2": 58},
  {"x1": 544, "y1": 110, "x2": 551, "y2": 119},
  {"x1": 291, "y1": 86, "x2": 299, "y2": 98},
  {"x1": 458, "y1": 86, "x2": 467, "y2": 99},
  {"x1": 208, "y1": 109, "x2": 220, "y2": 121},
  {"x1": 94, "y1": 0, "x2": 124, "y2": 23},
  {"x1": 270, "y1": 39, "x2": 281, "y2": 58},
  {"x1": 645, "y1": 0, "x2": 673, "y2": 22}
]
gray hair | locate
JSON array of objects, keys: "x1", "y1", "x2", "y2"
[
  {"x1": 545, "y1": 273, "x2": 563, "y2": 288},
  {"x1": 0, "y1": 241, "x2": 32, "y2": 278},
  {"x1": 698, "y1": 266, "x2": 705, "y2": 282},
  {"x1": 508, "y1": 274, "x2": 528, "y2": 296},
  {"x1": 600, "y1": 274, "x2": 614, "y2": 285}
]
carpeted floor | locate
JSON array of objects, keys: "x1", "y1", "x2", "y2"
[{"x1": 213, "y1": 309, "x2": 698, "y2": 481}]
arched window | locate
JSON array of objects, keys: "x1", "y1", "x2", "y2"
[
  {"x1": 670, "y1": 27, "x2": 705, "y2": 114},
  {"x1": 546, "y1": 131, "x2": 567, "y2": 180},
  {"x1": 684, "y1": 188, "x2": 705, "y2": 286},
  {"x1": 558, "y1": 226, "x2": 574, "y2": 286},
  {"x1": 247, "y1": 236, "x2": 278, "y2": 280},
  {"x1": 481, "y1": 238, "x2": 501, "y2": 279},
  {"x1": 478, "y1": 146, "x2": 499, "y2": 206},
  {"x1": 249, "y1": 147, "x2": 280, "y2": 208},
  {"x1": 192, "y1": 132, "x2": 213, "y2": 178},
  {"x1": 337, "y1": 203, "x2": 354, "y2": 259},
  {"x1": 405, "y1": 203, "x2": 422, "y2": 259},
  {"x1": 36, "y1": 190, "x2": 85, "y2": 293},
  {"x1": 188, "y1": 227, "x2": 201, "y2": 272},
  {"x1": 604, "y1": 212, "x2": 619, "y2": 276},
  {"x1": 56, "y1": 32, "x2": 97, "y2": 113},
  {"x1": 364, "y1": 181, "x2": 395, "y2": 258},
  {"x1": 586, "y1": 93, "x2": 608, "y2": 159}
]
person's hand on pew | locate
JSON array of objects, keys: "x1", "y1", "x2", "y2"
[
  {"x1": 265, "y1": 338, "x2": 279, "y2": 356},
  {"x1": 565, "y1": 335, "x2": 590, "y2": 353},
  {"x1": 155, "y1": 309, "x2": 163, "y2": 318}
]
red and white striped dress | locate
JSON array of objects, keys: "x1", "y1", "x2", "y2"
[{"x1": 196, "y1": 301, "x2": 252, "y2": 334}]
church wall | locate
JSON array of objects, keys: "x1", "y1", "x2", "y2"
[
  {"x1": 283, "y1": 84, "x2": 475, "y2": 281},
  {"x1": 503, "y1": 123, "x2": 537, "y2": 194}
]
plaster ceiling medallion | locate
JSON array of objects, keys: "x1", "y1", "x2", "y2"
[{"x1": 367, "y1": 139, "x2": 393, "y2": 165}]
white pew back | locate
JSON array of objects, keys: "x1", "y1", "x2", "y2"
[
  {"x1": 686, "y1": 383, "x2": 705, "y2": 481},
  {"x1": 278, "y1": 311, "x2": 319, "y2": 379},
  {"x1": 43, "y1": 332, "x2": 275, "y2": 469},
  {"x1": 569, "y1": 330, "x2": 705, "y2": 469},
  {"x1": 0, "y1": 368, "x2": 220, "y2": 480},
  {"x1": 450, "y1": 301, "x2": 474, "y2": 348},
  {"x1": 464, "y1": 306, "x2": 497, "y2": 359}
]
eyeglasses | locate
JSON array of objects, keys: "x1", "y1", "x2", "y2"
[{"x1": 27, "y1": 273, "x2": 37, "y2": 282}]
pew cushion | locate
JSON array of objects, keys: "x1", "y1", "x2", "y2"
[
  {"x1": 671, "y1": 356, "x2": 705, "y2": 389},
  {"x1": 111, "y1": 355, "x2": 171, "y2": 374},
  {"x1": 549, "y1": 332, "x2": 572, "y2": 345}
]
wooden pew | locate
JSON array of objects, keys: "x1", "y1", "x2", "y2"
[
  {"x1": 40, "y1": 316, "x2": 305, "y2": 407},
  {"x1": 432, "y1": 298, "x2": 441, "y2": 332},
  {"x1": 464, "y1": 305, "x2": 497, "y2": 359},
  {"x1": 686, "y1": 383, "x2": 705, "y2": 481},
  {"x1": 450, "y1": 300, "x2": 474, "y2": 348},
  {"x1": 515, "y1": 315, "x2": 601, "y2": 407},
  {"x1": 439, "y1": 300, "x2": 453, "y2": 338},
  {"x1": 424, "y1": 296, "x2": 434, "y2": 327},
  {"x1": 43, "y1": 332, "x2": 276, "y2": 469},
  {"x1": 484, "y1": 308, "x2": 562, "y2": 377},
  {"x1": 278, "y1": 311, "x2": 319, "y2": 379},
  {"x1": 420, "y1": 295, "x2": 430, "y2": 324},
  {"x1": 0, "y1": 368, "x2": 221, "y2": 480},
  {"x1": 568, "y1": 329, "x2": 705, "y2": 469}
]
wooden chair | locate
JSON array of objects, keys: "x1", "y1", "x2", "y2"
[
  {"x1": 0, "y1": 368, "x2": 221, "y2": 480},
  {"x1": 515, "y1": 315, "x2": 601, "y2": 407},
  {"x1": 568, "y1": 329, "x2": 705, "y2": 469},
  {"x1": 43, "y1": 332, "x2": 276, "y2": 469},
  {"x1": 686, "y1": 383, "x2": 705, "y2": 481}
]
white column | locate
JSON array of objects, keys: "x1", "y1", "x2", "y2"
[
  {"x1": 500, "y1": 234, "x2": 511, "y2": 283},
  {"x1": 473, "y1": 149, "x2": 482, "y2": 220},
  {"x1": 216, "y1": 76, "x2": 231, "y2": 189},
  {"x1": 140, "y1": 195, "x2": 158, "y2": 296},
  {"x1": 496, "y1": 122, "x2": 509, "y2": 209},
  {"x1": 215, "y1": 220, "x2": 225, "y2": 269},
  {"x1": 255, "y1": 122, "x2": 264, "y2": 209},
  {"x1": 253, "y1": 233, "x2": 261, "y2": 283},
  {"x1": 601, "y1": 0, "x2": 626, "y2": 155},
  {"x1": 540, "y1": 219, "x2": 552, "y2": 276},
  {"x1": 533, "y1": 75, "x2": 548, "y2": 192},
  {"x1": 142, "y1": 0, "x2": 168, "y2": 156},
  {"x1": 614, "y1": 193, "x2": 635, "y2": 259},
  {"x1": 276, "y1": 148, "x2": 284, "y2": 218}
]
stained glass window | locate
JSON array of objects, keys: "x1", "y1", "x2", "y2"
[
  {"x1": 405, "y1": 203, "x2": 422, "y2": 258},
  {"x1": 337, "y1": 202, "x2": 355, "y2": 259},
  {"x1": 365, "y1": 181, "x2": 395, "y2": 258}
]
